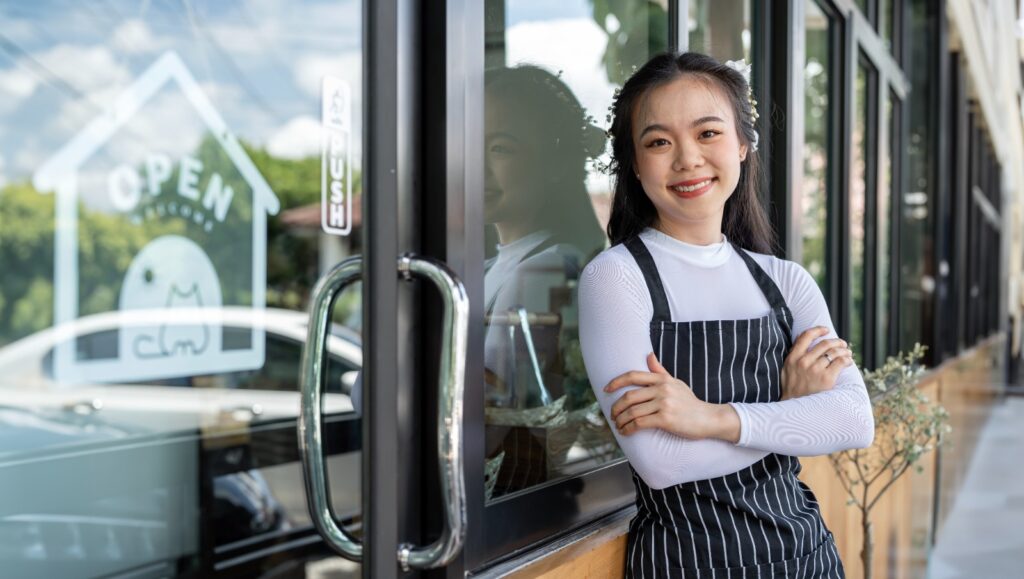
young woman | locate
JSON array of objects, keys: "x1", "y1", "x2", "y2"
[{"x1": 578, "y1": 52, "x2": 875, "y2": 577}]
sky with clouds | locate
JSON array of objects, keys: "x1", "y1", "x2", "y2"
[
  {"x1": 0, "y1": 0, "x2": 361, "y2": 199},
  {"x1": 0, "y1": 0, "x2": 639, "y2": 202}
]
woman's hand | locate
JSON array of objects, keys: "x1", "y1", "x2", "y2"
[
  {"x1": 780, "y1": 326, "x2": 854, "y2": 401},
  {"x1": 605, "y1": 353, "x2": 739, "y2": 441}
]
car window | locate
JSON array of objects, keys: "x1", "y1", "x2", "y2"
[{"x1": 42, "y1": 326, "x2": 360, "y2": 392}]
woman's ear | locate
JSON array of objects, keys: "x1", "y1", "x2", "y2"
[{"x1": 739, "y1": 142, "x2": 748, "y2": 162}]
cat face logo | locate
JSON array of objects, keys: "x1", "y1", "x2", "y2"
[
  {"x1": 120, "y1": 235, "x2": 223, "y2": 365},
  {"x1": 132, "y1": 282, "x2": 211, "y2": 359}
]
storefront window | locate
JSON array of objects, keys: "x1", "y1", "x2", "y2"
[
  {"x1": 482, "y1": 0, "x2": 667, "y2": 501},
  {"x1": 803, "y1": 0, "x2": 831, "y2": 290},
  {"x1": 0, "y1": 2, "x2": 364, "y2": 576},
  {"x1": 689, "y1": 0, "x2": 752, "y2": 63}
]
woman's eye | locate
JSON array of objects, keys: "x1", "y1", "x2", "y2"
[
  {"x1": 490, "y1": 143, "x2": 516, "y2": 155},
  {"x1": 646, "y1": 138, "x2": 669, "y2": 148},
  {"x1": 699, "y1": 130, "x2": 721, "y2": 139}
]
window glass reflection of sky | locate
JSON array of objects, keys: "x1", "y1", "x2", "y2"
[
  {"x1": 504, "y1": 0, "x2": 621, "y2": 194},
  {"x1": 0, "y1": 0, "x2": 362, "y2": 189}
]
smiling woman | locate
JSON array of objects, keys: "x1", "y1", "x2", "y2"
[{"x1": 579, "y1": 52, "x2": 871, "y2": 577}]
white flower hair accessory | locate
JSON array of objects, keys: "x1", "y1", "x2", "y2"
[{"x1": 724, "y1": 59, "x2": 759, "y2": 152}]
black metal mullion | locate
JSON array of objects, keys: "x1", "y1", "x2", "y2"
[
  {"x1": 420, "y1": 0, "x2": 485, "y2": 576},
  {"x1": 835, "y1": 10, "x2": 856, "y2": 344},
  {"x1": 888, "y1": 92, "x2": 903, "y2": 360},
  {"x1": 765, "y1": 0, "x2": 803, "y2": 259},
  {"x1": 862, "y1": 55, "x2": 879, "y2": 369},
  {"x1": 364, "y1": 0, "x2": 403, "y2": 576}
]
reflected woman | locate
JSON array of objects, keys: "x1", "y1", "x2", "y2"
[
  {"x1": 483, "y1": 65, "x2": 606, "y2": 409},
  {"x1": 482, "y1": 65, "x2": 607, "y2": 496}
]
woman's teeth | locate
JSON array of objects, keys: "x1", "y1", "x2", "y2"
[{"x1": 671, "y1": 179, "x2": 713, "y2": 193}]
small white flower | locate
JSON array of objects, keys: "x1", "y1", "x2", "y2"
[{"x1": 724, "y1": 59, "x2": 752, "y2": 84}]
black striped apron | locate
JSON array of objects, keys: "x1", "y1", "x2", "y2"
[{"x1": 623, "y1": 237, "x2": 844, "y2": 578}]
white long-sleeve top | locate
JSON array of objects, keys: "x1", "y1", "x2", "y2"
[{"x1": 578, "y1": 228, "x2": 875, "y2": 490}]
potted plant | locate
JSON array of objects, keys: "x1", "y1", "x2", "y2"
[{"x1": 829, "y1": 344, "x2": 952, "y2": 579}]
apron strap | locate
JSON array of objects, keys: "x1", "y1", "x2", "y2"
[
  {"x1": 731, "y1": 243, "x2": 795, "y2": 339},
  {"x1": 623, "y1": 237, "x2": 671, "y2": 323}
]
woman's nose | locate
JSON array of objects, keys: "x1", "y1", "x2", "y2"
[{"x1": 672, "y1": 141, "x2": 703, "y2": 172}]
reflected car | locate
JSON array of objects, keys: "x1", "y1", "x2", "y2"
[{"x1": 0, "y1": 307, "x2": 362, "y2": 577}]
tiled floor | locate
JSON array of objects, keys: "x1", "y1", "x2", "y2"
[{"x1": 928, "y1": 396, "x2": 1024, "y2": 579}]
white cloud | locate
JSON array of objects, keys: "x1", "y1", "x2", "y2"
[
  {"x1": 506, "y1": 17, "x2": 614, "y2": 131},
  {"x1": 294, "y1": 52, "x2": 361, "y2": 98},
  {"x1": 0, "y1": 153, "x2": 7, "y2": 188},
  {"x1": 113, "y1": 19, "x2": 163, "y2": 54},
  {"x1": 267, "y1": 115, "x2": 321, "y2": 159},
  {"x1": 505, "y1": 17, "x2": 616, "y2": 194},
  {"x1": 35, "y1": 44, "x2": 132, "y2": 96},
  {"x1": 0, "y1": 67, "x2": 37, "y2": 99}
]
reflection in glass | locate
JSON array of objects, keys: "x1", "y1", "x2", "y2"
[
  {"x1": 482, "y1": 66, "x2": 612, "y2": 499},
  {"x1": 880, "y1": 0, "x2": 893, "y2": 50},
  {"x1": 856, "y1": 0, "x2": 870, "y2": 19},
  {"x1": 689, "y1": 0, "x2": 752, "y2": 63},
  {"x1": 851, "y1": 63, "x2": 870, "y2": 366},
  {"x1": 802, "y1": 0, "x2": 830, "y2": 291},
  {"x1": 482, "y1": 0, "x2": 667, "y2": 501},
  {"x1": 0, "y1": 1, "x2": 363, "y2": 576},
  {"x1": 878, "y1": 95, "x2": 895, "y2": 362}
]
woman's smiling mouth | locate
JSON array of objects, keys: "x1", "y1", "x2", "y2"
[{"x1": 669, "y1": 177, "x2": 717, "y2": 198}]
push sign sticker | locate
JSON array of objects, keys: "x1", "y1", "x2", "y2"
[{"x1": 321, "y1": 76, "x2": 353, "y2": 236}]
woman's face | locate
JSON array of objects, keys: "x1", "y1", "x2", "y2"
[
  {"x1": 484, "y1": 90, "x2": 549, "y2": 226},
  {"x1": 632, "y1": 75, "x2": 747, "y2": 239}
]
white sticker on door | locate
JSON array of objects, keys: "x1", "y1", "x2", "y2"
[
  {"x1": 321, "y1": 76, "x2": 353, "y2": 236},
  {"x1": 32, "y1": 51, "x2": 280, "y2": 384}
]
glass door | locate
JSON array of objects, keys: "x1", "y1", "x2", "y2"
[{"x1": 0, "y1": 1, "x2": 411, "y2": 577}]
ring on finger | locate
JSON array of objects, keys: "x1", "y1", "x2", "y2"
[{"x1": 824, "y1": 352, "x2": 833, "y2": 363}]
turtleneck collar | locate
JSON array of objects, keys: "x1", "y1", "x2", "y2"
[{"x1": 640, "y1": 227, "x2": 733, "y2": 268}]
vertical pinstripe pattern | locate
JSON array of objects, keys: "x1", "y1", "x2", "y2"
[{"x1": 624, "y1": 239, "x2": 845, "y2": 578}]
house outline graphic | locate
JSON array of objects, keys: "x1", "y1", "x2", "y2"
[{"x1": 32, "y1": 51, "x2": 281, "y2": 383}]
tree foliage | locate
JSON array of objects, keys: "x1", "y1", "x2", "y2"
[{"x1": 0, "y1": 135, "x2": 356, "y2": 347}]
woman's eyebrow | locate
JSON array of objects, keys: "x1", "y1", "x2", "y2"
[
  {"x1": 639, "y1": 116, "x2": 726, "y2": 138},
  {"x1": 638, "y1": 123, "x2": 670, "y2": 138},
  {"x1": 690, "y1": 115, "x2": 725, "y2": 128}
]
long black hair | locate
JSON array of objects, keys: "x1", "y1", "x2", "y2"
[{"x1": 605, "y1": 52, "x2": 775, "y2": 254}]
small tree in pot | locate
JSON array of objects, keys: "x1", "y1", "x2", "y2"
[{"x1": 829, "y1": 344, "x2": 951, "y2": 579}]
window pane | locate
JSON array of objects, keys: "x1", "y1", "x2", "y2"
[
  {"x1": 482, "y1": 0, "x2": 667, "y2": 501},
  {"x1": 0, "y1": 2, "x2": 364, "y2": 576},
  {"x1": 689, "y1": 0, "x2": 752, "y2": 63},
  {"x1": 878, "y1": 94, "x2": 895, "y2": 362},
  {"x1": 851, "y1": 62, "x2": 871, "y2": 365},
  {"x1": 802, "y1": 0, "x2": 830, "y2": 291}
]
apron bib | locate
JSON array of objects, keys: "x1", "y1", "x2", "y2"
[{"x1": 622, "y1": 237, "x2": 845, "y2": 579}]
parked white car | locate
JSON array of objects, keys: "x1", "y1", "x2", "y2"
[{"x1": 0, "y1": 307, "x2": 363, "y2": 578}]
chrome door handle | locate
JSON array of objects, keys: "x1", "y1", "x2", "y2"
[
  {"x1": 299, "y1": 256, "x2": 363, "y2": 560},
  {"x1": 298, "y1": 254, "x2": 468, "y2": 570},
  {"x1": 396, "y1": 254, "x2": 468, "y2": 571}
]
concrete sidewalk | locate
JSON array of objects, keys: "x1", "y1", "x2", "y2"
[{"x1": 928, "y1": 396, "x2": 1024, "y2": 579}]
